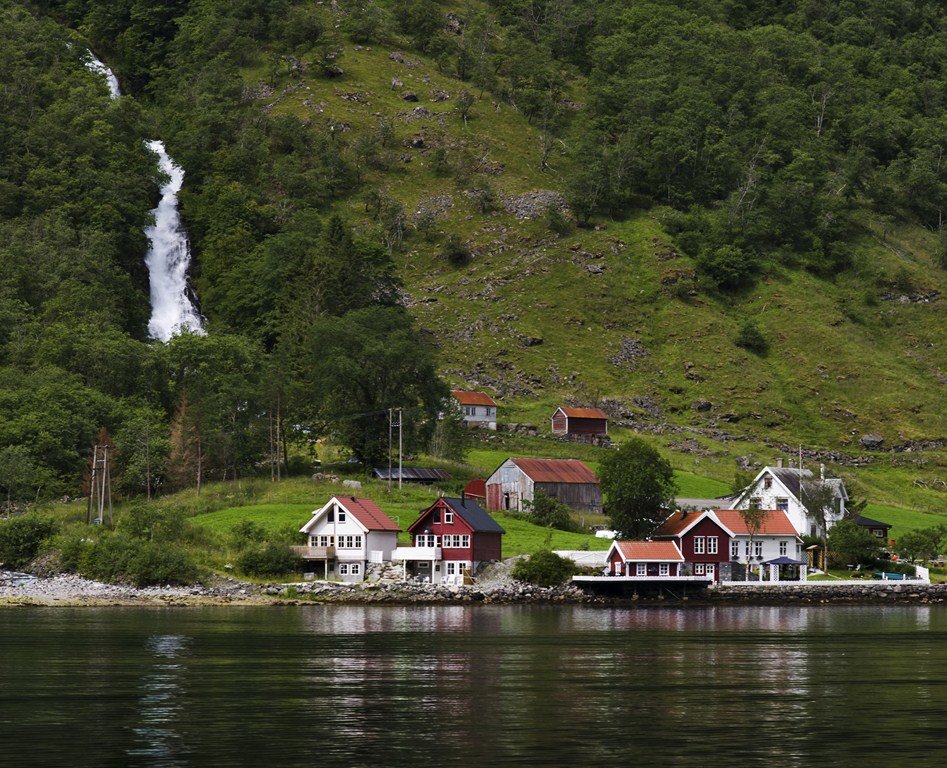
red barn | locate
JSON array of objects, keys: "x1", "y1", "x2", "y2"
[
  {"x1": 402, "y1": 497, "x2": 505, "y2": 584},
  {"x1": 654, "y1": 510, "x2": 733, "y2": 582},
  {"x1": 605, "y1": 540, "x2": 684, "y2": 577},
  {"x1": 551, "y1": 407, "x2": 608, "y2": 437}
]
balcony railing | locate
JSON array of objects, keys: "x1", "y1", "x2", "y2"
[
  {"x1": 392, "y1": 546, "x2": 442, "y2": 561},
  {"x1": 290, "y1": 545, "x2": 336, "y2": 559}
]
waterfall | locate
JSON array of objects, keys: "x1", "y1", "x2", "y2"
[{"x1": 82, "y1": 51, "x2": 205, "y2": 341}]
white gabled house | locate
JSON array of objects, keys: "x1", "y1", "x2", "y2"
[
  {"x1": 451, "y1": 390, "x2": 498, "y2": 430},
  {"x1": 728, "y1": 463, "x2": 848, "y2": 537},
  {"x1": 296, "y1": 496, "x2": 400, "y2": 582}
]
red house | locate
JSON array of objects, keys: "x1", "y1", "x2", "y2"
[
  {"x1": 400, "y1": 497, "x2": 505, "y2": 584},
  {"x1": 551, "y1": 407, "x2": 608, "y2": 437},
  {"x1": 605, "y1": 540, "x2": 684, "y2": 577},
  {"x1": 654, "y1": 510, "x2": 733, "y2": 582}
]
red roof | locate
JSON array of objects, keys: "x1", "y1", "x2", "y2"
[
  {"x1": 614, "y1": 541, "x2": 684, "y2": 562},
  {"x1": 452, "y1": 390, "x2": 497, "y2": 407},
  {"x1": 464, "y1": 478, "x2": 487, "y2": 499},
  {"x1": 557, "y1": 407, "x2": 608, "y2": 420},
  {"x1": 336, "y1": 496, "x2": 400, "y2": 531},
  {"x1": 655, "y1": 510, "x2": 727, "y2": 537},
  {"x1": 510, "y1": 458, "x2": 599, "y2": 484},
  {"x1": 712, "y1": 509, "x2": 797, "y2": 536}
]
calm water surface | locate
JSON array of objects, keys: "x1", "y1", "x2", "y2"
[{"x1": 1, "y1": 605, "x2": 945, "y2": 767}]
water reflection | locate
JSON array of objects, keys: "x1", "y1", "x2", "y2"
[{"x1": 128, "y1": 634, "x2": 191, "y2": 766}]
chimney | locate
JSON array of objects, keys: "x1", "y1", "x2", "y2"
[{"x1": 776, "y1": 458, "x2": 783, "y2": 468}]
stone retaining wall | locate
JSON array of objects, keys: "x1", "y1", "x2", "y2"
[{"x1": 711, "y1": 582, "x2": 947, "y2": 604}]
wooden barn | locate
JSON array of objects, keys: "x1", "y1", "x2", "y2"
[
  {"x1": 551, "y1": 407, "x2": 609, "y2": 437},
  {"x1": 485, "y1": 457, "x2": 602, "y2": 514}
]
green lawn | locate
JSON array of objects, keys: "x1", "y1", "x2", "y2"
[
  {"x1": 863, "y1": 502, "x2": 946, "y2": 540},
  {"x1": 492, "y1": 513, "x2": 612, "y2": 557}
]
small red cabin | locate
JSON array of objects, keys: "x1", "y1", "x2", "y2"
[
  {"x1": 654, "y1": 511, "x2": 733, "y2": 582},
  {"x1": 551, "y1": 407, "x2": 608, "y2": 437}
]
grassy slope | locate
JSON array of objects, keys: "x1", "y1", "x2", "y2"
[{"x1": 248, "y1": 35, "x2": 947, "y2": 519}]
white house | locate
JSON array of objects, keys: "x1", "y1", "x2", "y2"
[
  {"x1": 451, "y1": 390, "x2": 498, "y2": 430},
  {"x1": 297, "y1": 496, "x2": 400, "y2": 582},
  {"x1": 728, "y1": 463, "x2": 848, "y2": 537}
]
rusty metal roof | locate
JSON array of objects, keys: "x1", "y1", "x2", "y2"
[
  {"x1": 614, "y1": 541, "x2": 684, "y2": 562},
  {"x1": 510, "y1": 458, "x2": 599, "y2": 484},
  {"x1": 451, "y1": 389, "x2": 497, "y2": 406},
  {"x1": 556, "y1": 407, "x2": 608, "y2": 420}
]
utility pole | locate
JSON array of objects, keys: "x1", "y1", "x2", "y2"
[
  {"x1": 387, "y1": 408, "x2": 393, "y2": 491},
  {"x1": 87, "y1": 444, "x2": 113, "y2": 526},
  {"x1": 397, "y1": 407, "x2": 403, "y2": 490}
]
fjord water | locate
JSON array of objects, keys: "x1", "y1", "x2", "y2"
[{"x1": 1, "y1": 606, "x2": 946, "y2": 767}]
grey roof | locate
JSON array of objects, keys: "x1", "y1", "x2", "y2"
[
  {"x1": 372, "y1": 467, "x2": 450, "y2": 483},
  {"x1": 758, "y1": 467, "x2": 848, "y2": 501},
  {"x1": 763, "y1": 556, "x2": 807, "y2": 566},
  {"x1": 854, "y1": 515, "x2": 892, "y2": 529},
  {"x1": 443, "y1": 497, "x2": 505, "y2": 534}
]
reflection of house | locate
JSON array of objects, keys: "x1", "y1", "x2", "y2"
[
  {"x1": 854, "y1": 515, "x2": 892, "y2": 540},
  {"x1": 729, "y1": 462, "x2": 848, "y2": 536},
  {"x1": 551, "y1": 407, "x2": 608, "y2": 437},
  {"x1": 396, "y1": 497, "x2": 505, "y2": 584},
  {"x1": 451, "y1": 390, "x2": 498, "y2": 430},
  {"x1": 485, "y1": 457, "x2": 602, "y2": 514},
  {"x1": 296, "y1": 496, "x2": 400, "y2": 582},
  {"x1": 605, "y1": 541, "x2": 684, "y2": 577}
]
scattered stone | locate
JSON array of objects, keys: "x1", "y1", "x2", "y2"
[
  {"x1": 501, "y1": 190, "x2": 569, "y2": 220},
  {"x1": 521, "y1": 336, "x2": 543, "y2": 347},
  {"x1": 402, "y1": 91, "x2": 419, "y2": 102},
  {"x1": 609, "y1": 337, "x2": 649, "y2": 369},
  {"x1": 860, "y1": 433, "x2": 885, "y2": 450},
  {"x1": 338, "y1": 91, "x2": 371, "y2": 104},
  {"x1": 692, "y1": 399, "x2": 713, "y2": 412},
  {"x1": 430, "y1": 89, "x2": 450, "y2": 102},
  {"x1": 342, "y1": 479, "x2": 363, "y2": 490},
  {"x1": 391, "y1": 77, "x2": 403, "y2": 89},
  {"x1": 389, "y1": 51, "x2": 420, "y2": 68}
]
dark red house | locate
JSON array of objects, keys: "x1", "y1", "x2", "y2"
[
  {"x1": 551, "y1": 407, "x2": 609, "y2": 437},
  {"x1": 405, "y1": 497, "x2": 505, "y2": 584},
  {"x1": 654, "y1": 510, "x2": 732, "y2": 582}
]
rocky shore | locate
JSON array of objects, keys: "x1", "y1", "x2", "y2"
[{"x1": 711, "y1": 581, "x2": 947, "y2": 604}]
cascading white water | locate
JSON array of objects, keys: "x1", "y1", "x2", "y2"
[{"x1": 82, "y1": 51, "x2": 204, "y2": 341}]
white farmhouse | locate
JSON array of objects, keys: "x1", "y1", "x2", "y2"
[
  {"x1": 729, "y1": 463, "x2": 848, "y2": 537},
  {"x1": 296, "y1": 496, "x2": 400, "y2": 582},
  {"x1": 451, "y1": 390, "x2": 498, "y2": 430}
]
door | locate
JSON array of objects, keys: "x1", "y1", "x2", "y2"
[{"x1": 705, "y1": 563, "x2": 716, "y2": 581}]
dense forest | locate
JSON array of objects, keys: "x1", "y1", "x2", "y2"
[{"x1": 1, "y1": 0, "x2": 945, "y2": 504}]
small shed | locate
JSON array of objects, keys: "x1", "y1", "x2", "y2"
[
  {"x1": 485, "y1": 457, "x2": 602, "y2": 514},
  {"x1": 854, "y1": 515, "x2": 892, "y2": 540},
  {"x1": 551, "y1": 407, "x2": 608, "y2": 436}
]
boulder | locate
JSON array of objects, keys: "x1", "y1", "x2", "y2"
[{"x1": 860, "y1": 433, "x2": 885, "y2": 450}]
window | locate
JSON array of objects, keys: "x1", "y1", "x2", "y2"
[
  {"x1": 310, "y1": 536, "x2": 318, "y2": 547},
  {"x1": 461, "y1": 535, "x2": 470, "y2": 548},
  {"x1": 433, "y1": 510, "x2": 441, "y2": 523},
  {"x1": 763, "y1": 477, "x2": 772, "y2": 490},
  {"x1": 873, "y1": 529, "x2": 884, "y2": 538},
  {"x1": 659, "y1": 563, "x2": 670, "y2": 576},
  {"x1": 350, "y1": 563, "x2": 360, "y2": 575},
  {"x1": 337, "y1": 511, "x2": 346, "y2": 523},
  {"x1": 776, "y1": 498, "x2": 789, "y2": 512},
  {"x1": 750, "y1": 497, "x2": 762, "y2": 508},
  {"x1": 708, "y1": 536, "x2": 718, "y2": 555},
  {"x1": 731, "y1": 541, "x2": 739, "y2": 559},
  {"x1": 636, "y1": 563, "x2": 646, "y2": 576},
  {"x1": 754, "y1": 541, "x2": 763, "y2": 558},
  {"x1": 447, "y1": 562, "x2": 457, "y2": 575},
  {"x1": 779, "y1": 540, "x2": 788, "y2": 556},
  {"x1": 416, "y1": 534, "x2": 439, "y2": 548},
  {"x1": 614, "y1": 560, "x2": 623, "y2": 575},
  {"x1": 444, "y1": 512, "x2": 454, "y2": 524},
  {"x1": 338, "y1": 563, "x2": 348, "y2": 575},
  {"x1": 321, "y1": 535, "x2": 333, "y2": 547},
  {"x1": 327, "y1": 510, "x2": 334, "y2": 523},
  {"x1": 338, "y1": 535, "x2": 361, "y2": 549},
  {"x1": 694, "y1": 563, "x2": 706, "y2": 575},
  {"x1": 693, "y1": 536, "x2": 706, "y2": 554},
  {"x1": 464, "y1": 406, "x2": 475, "y2": 416},
  {"x1": 744, "y1": 541, "x2": 752, "y2": 557}
]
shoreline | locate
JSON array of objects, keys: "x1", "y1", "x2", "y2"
[{"x1": 3, "y1": 570, "x2": 947, "y2": 608}]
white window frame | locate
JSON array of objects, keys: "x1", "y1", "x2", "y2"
[
  {"x1": 776, "y1": 498, "x2": 789, "y2": 512},
  {"x1": 754, "y1": 541, "x2": 763, "y2": 558},
  {"x1": 779, "y1": 540, "x2": 788, "y2": 556},
  {"x1": 693, "y1": 536, "x2": 706, "y2": 555},
  {"x1": 613, "y1": 560, "x2": 623, "y2": 575},
  {"x1": 444, "y1": 512, "x2": 454, "y2": 524},
  {"x1": 694, "y1": 563, "x2": 706, "y2": 575},
  {"x1": 659, "y1": 563, "x2": 670, "y2": 576},
  {"x1": 636, "y1": 563, "x2": 646, "y2": 576},
  {"x1": 338, "y1": 563, "x2": 349, "y2": 575},
  {"x1": 350, "y1": 563, "x2": 360, "y2": 575},
  {"x1": 461, "y1": 535, "x2": 470, "y2": 547},
  {"x1": 337, "y1": 511, "x2": 346, "y2": 523},
  {"x1": 731, "y1": 541, "x2": 739, "y2": 559},
  {"x1": 708, "y1": 536, "x2": 718, "y2": 555}
]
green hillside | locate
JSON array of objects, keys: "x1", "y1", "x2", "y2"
[{"x1": 1, "y1": 0, "x2": 944, "y2": 524}]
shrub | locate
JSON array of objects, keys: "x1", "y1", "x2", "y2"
[
  {"x1": 61, "y1": 531, "x2": 200, "y2": 586},
  {"x1": 117, "y1": 504, "x2": 186, "y2": 542},
  {"x1": 697, "y1": 245, "x2": 757, "y2": 290},
  {"x1": 126, "y1": 541, "x2": 200, "y2": 587},
  {"x1": 0, "y1": 514, "x2": 58, "y2": 568},
  {"x1": 238, "y1": 542, "x2": 299, "y2": 577},
  {"x1": 734, "y1": 321, "x2": 769, "y2": 355},
  {"x1": 546, "y1": 204, "x2": 573, "y2": 236},
  {"x1": 441, "y1": 234, "x2": 471, "y2": 266},
  {"x1": 230, "y1": 520, "x2": 268, "y2": 551},
  {"x1": 523, "y1": 491, "x2": 579, "y2": 532},
  {"x1": 512, "y1": 550, "x2": 575, "y2": 587}
]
